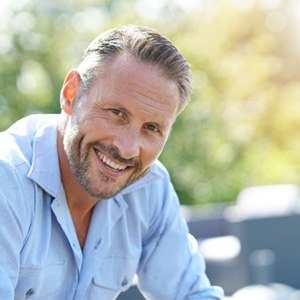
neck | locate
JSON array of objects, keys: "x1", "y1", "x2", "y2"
[{"x1": 57, "y1": 121, "x2": 98, "y2": 247}]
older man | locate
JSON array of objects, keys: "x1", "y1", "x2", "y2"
[{"x1": 0, "y1": 25, "x2": 223, "y2": 299}]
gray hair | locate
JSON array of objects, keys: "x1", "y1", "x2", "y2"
[{"x1": 77, "y1": 24, "x2": 192, "y2": 113}]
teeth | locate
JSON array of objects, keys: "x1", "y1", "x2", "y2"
[{"x1": 98, "y1": 152, "x2": 127, "y2": 171}]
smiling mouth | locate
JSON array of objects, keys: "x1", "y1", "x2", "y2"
[{"x1": 96, "y1": 150, "x2": 128, "y2": 171}]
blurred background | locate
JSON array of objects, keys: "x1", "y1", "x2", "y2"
[{"x1": 1, "y1": 0, "x2": 300, "y2": 298}]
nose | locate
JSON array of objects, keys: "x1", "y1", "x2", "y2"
[{"x1": 113, "y1": 129, "x2": 140, "y2": 160}]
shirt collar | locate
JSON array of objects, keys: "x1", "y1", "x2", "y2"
[
  {"x1": 27, "y1": 117, "x2": 61, "y2": 198},
  {"x1": 118, "y1": 162, "x2": 163, "y2": 196}
]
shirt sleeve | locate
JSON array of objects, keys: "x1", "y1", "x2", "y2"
[
  {"x1": 0, "y1": 161, "x2": 31, "y2": 299},
  {"x1": 137, "y1": 179, "x2": 224, "y2": 300}
]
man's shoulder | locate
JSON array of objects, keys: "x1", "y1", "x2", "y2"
[
  {"x1": 150, "y1": 160, "x2": 170, "y2": 178},
  {"x1": 6, "y1": 114, "x2": 59, "y2": 136},
  {"x1": 0, "y1": 114, "x2": 58, "y2": 167}
]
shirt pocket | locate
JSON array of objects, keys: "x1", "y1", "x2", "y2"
[
  {"x1": 15, "y1": 261, "x2": 65, "y2": 300},
  {"x1": 89, "y1": 256, "x2": 139, "y2": 300}
]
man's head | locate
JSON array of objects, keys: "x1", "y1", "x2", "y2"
[
  {"x1": 76, "y1": 24, "x2": 192, "y2": 114},
  {"x1": 59, "y1": 25, "x2": 192, "y2": 200}
]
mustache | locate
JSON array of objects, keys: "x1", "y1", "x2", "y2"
[{"x1": 92, "y1": 142, "x2": 140, "y2": 168}]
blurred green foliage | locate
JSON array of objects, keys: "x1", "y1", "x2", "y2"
[{"x1": 1, "y1": 0, "x2": 300, "y2": 205}]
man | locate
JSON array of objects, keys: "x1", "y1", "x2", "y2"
[{"x1": 0, "y1": 25, "x2": 223, "y2": 299}]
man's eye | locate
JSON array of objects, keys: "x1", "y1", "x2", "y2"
[
  {"x1": 111, "y1": 109, "x2": 123, "y2": 117},
  {"x1": 146, "y1": 124, "x2": 159, "y2": 132}
]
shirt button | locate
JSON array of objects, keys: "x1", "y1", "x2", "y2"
[
  {"x1": 121, "y1": 277, "x2": 128, "y2": 287},
  {"x1": 94, "y1": 238, "x2": 102, "y2": 249},
  {"x1": 25, "y1": 288, "x2": 35, "y2": 298}
]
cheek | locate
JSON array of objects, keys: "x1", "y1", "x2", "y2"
[
  {"x1": 64, "y1": 125, "x2": 82, "y2": 158},
  {"x1": 73, "y1": 118, "x2": 107, "y2": 143},
  {"x1": 141, "y1": 139, "x2": 166, "y2": 167},
  {"x1": 64, "y1": 121, "x2": 79, "y2": 148}
]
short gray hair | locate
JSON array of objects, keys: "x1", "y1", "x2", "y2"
[{"x1": 77, "y1": 25, "x2": 192, "y2": 113}]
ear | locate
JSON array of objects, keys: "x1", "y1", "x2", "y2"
[{"x1": 60, "y1": 69, "x2": 81, "y2": 116}]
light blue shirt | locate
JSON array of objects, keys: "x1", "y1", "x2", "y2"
[{"x1": 0, "y1": 114, "x2": 223, "y2": 300}]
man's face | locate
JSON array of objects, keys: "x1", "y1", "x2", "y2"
[{"x1": 63, "y1": 53, "x2": 180, "y2": 200}]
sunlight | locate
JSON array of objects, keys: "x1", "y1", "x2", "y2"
[
  {"x1": 288, "y1": 0, "x2": 300, "y2": 55},
  {"x1": 136, "y1": 0, "x2": 202, "y2": 19},
  {"x1": 0, "y1": 0, "x2": 31, "y2": 13}
]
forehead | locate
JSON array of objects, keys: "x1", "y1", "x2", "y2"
[{"x1": 87, "y1": 53, "x2": 181, "y2": 121}]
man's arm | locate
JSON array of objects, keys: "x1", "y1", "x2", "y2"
[
  {"x1": 0, "y1": 161, "x2": 31, "y2": 299},
  {"x1": 137, "y1": 180, "x2": 224, "y2": 300}
]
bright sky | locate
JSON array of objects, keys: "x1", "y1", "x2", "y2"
[{"x1": 1, "y1": 0, "x2": 300, "y2": 34}]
